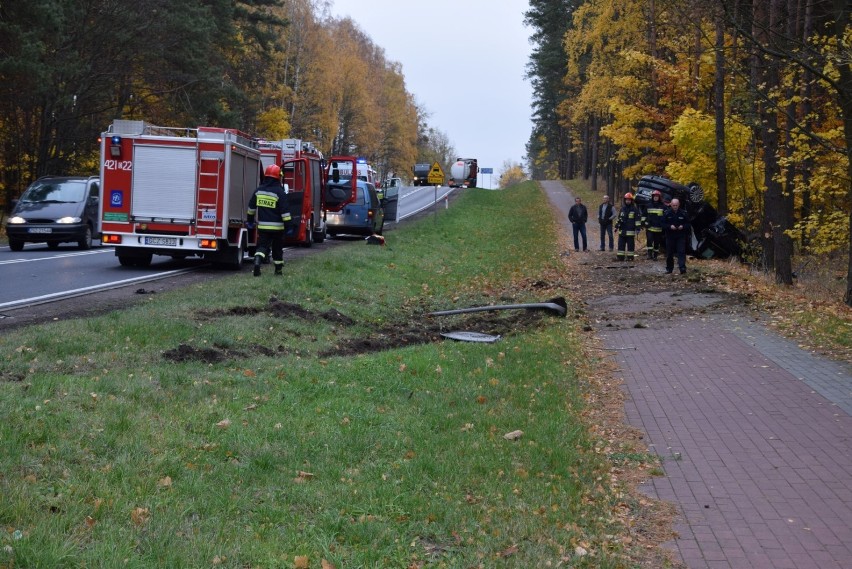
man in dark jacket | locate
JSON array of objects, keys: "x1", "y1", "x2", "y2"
[
  {"x1": 662, "y1": 198, "x2": 691, "y2": 274},
  {"x1": 247, "y1": 164, "x2": 292, "y2": 277},
  {"x1": 597, "y1": 195, "x2": 615, "y2": 251},
  {"x1": 568, "y1": 196, "x2": 588, "y2": 252}
]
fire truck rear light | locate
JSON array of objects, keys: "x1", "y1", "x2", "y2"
[
  {"x1": 199, "y1": 239, "x2": 217, "y2": 249},
  {"x1": 103, "y1": 234, "x2": 121, "y2": 244},
  {"x1": 110, "y1": 136, "x2": 122, "y2": 158}
]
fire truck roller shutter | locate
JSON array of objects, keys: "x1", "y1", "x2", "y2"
[
  {"x1": 228, "y1": 152, "x2": 253, "y2": 222},
  {"x1": 132, "y1": 145, "x2": 197, "y2": 220}
]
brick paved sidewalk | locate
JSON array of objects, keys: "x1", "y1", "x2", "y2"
[
  {"x1": 540, "y1": 180, "x2": 852, "y2": 569},
  {"x1": 603, "y1": 320, "x2": 852, "y2": 569}
]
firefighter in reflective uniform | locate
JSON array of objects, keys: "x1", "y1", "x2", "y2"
[
  {"x1": 644, "y1": 190, "x2": 666, "y2": 259},
  {"x1": 615, "y1": 192, "x2": 641, "y2": 261},
  {"x1": 247, "y1": 164, "x2": 291, "y2": 276}
]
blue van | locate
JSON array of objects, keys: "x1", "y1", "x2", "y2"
[
  {"x1": 326, "y1": 180, "x2": 385, "y2": 237},
  {"x1": 6, "y1": 176, "x2": 101, "y2": 251}
]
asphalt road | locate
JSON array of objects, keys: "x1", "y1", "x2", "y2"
[{"x1": 0, "y1": 184, "x2": 459, "y2": 329}]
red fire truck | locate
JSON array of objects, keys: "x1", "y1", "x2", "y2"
[
  {"x1": 99, "y1": 120, "x2": 260, "y2": 269},
  {"x1": 258, "y1": 139, "x2": 327, "y2": 246}
]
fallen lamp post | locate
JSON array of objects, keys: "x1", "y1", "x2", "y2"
[{"x1": 428, "y1": 297, "x2": 567, "y2": 318}]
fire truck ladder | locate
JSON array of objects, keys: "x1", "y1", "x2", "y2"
[{"x1": 196, "y1": 150, "x2": 224, "y2": 236}]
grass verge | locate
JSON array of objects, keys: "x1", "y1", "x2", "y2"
[{"x1": 1, "y1": 182, "x2": 652, "y2": 568}]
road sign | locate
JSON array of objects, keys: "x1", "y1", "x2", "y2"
[
  {"x1": 427, "y1": 162, "x2": 444, "y2": 185},
  {"x1": 481, "y1": 167, "x2": 493, "y2": 174}
]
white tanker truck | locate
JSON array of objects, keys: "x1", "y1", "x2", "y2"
[{"x1": 448, "y1": 158, "x2": 478, "y2": 188}]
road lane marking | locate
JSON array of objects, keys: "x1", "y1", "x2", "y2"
[
  {"x1": 0, "y1": 267, "x2": 200, "y2": 311},
  {"x1": 398, "y1": 187, "x2": 455, "y2": 220},
  {"x1": 0, "y1": 249, "x2": 113, "y2": 265}
]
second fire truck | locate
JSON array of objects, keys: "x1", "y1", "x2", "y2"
[{"x1": 258, "y1": 139, "x2": 327, "y2": 246}]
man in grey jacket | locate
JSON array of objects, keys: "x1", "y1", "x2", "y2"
[{"x1": 597, "y1": 195, "x2": 615, "y2": 251}]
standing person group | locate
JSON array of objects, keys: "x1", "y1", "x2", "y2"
[
  {"x1": 583, "y1": 190, "x2": 693, "y2": 274},
  {"x1": 568, "y1": 196, "x2": 588, "y2": 252},
  {"x1": 247, "y1": 164, "x2": 292, "y2": 277}
]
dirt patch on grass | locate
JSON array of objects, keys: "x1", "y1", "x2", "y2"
[
  {"x1": 184, "y1": 295, "x2": 559, "y2": 361},
  {"x1": 322, "y1": 309, "x2": 553, "y2": 357},
  {"x1": 162, "y1": 342, "x2": 281, "y2": 364},
  {"x1": 200, "y1": 296, "x2": 356, "y2": 325},
  {"x1": 0, "y1": 371, "x2": 26, "y2": 383}
]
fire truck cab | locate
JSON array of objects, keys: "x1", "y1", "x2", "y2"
[
  {"x1": 258, "y1": 139, "x2": 327, "y2": 246},
  {"x1": 99, "y1": 120, "x2": 260, "y2": 269}
]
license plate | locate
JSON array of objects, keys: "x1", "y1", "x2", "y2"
[
  {"x1": 28, "y1": 227, "x2": 52, "y2": 234},
  {"x1": 144, "y1": 236, "x2": 177, "y2": 246}
]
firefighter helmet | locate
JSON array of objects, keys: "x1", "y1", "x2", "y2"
[
  {"x1": 624, "y1": 192, "x2": 634, "y2": 200},
  {"x1": 264, "y1": 164, "x2": 281, "y2": 178},
  {"x1": 652, "y1": 190, "x2": 662, "y2": 197}
]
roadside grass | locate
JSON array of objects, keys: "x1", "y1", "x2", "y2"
[{"x1": 0, "y1": 183, "x2": 636, "y2": 568}]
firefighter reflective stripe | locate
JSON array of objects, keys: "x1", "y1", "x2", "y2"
[
  {"x1": 646, "y1": 205, "x2": 665, "y2": 232},
  {"x1": 257, "y1": 211, "x2": 291, "y2": 230}
]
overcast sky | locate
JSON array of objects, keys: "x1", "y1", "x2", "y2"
[{"x1": 327, "y1": 0, "x2": 533, "y2": 188}]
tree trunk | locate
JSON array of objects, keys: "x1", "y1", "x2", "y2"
[
  {"x1": 753, "y1": 0, "x2": 793, "y2": 283},
  {"x1": 833, "y1": 0, "x2": 852, "y2": 306},
  {"x1": 564, "y1": 131, "x2": 575, "y2": 180},
  {"x1": 590, "y1": 114, "x2": 600, "y2": 193},
  {"x1": 583, "y1": 116, "x2": 593, "y2": 180},
  {"x1": 766, "y1": 0, "x2": 793, "y2": 285},
  {"x1": 751, "y1": 0, "x2": 775, "y2": 271},
  {"x1": 714, "y1": 10, "x2": 728, "y2": 216},
  {"x1": 799, "y1": 0, "x2": 814, "y2": 248}
]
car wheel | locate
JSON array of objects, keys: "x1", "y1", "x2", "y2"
[
  {"x1": 688, "y1": 184, "x2": 704, "y2": 203},
  {"x1": 78, "y1": 225, "x2": 93, "y2": 250},
  {"x1": 118, "y1": 255, "x2": 135, "y2": 267},
  {"x1": 136, "y1": 253, "x2": 153, "y2": 267},
  {"x1": 9, "y1": 239, "x2": 24, "y2": 252}
]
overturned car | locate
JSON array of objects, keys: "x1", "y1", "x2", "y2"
[{"x1": 633, "y1": 175, "x2": 747, "y2": 260}]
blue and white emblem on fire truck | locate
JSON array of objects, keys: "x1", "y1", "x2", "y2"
[{"x1": 110, "y1": 190, "x2": 123, "y2": 208}]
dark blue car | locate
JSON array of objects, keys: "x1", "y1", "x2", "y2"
[
  {"x1": 6, "y1": 176, "x2": 101, "y2": 251},
  {"x1": 326, "y1": 180, "x2": 385, "y2": 237}
]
